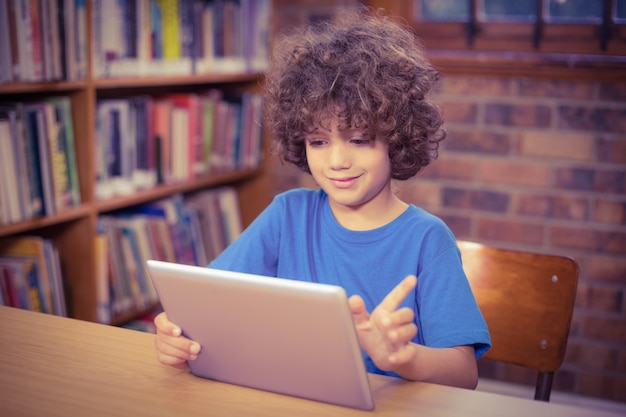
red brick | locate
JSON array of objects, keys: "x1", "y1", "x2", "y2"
[
  {"x1": 500, "y1": 363, "x2": 537, "y2": 386},
  {"x1": 439, "y1": 101, "x2": 478, "y2": 124},
  {"x1": 552, "y1": 369, "x2": 576, "y2": 392},
  {"x1": 582, "y1": 316, "x2": 626, "y2": 344},
  {"x1": 554, "y1": 167, "x2": 626, "y2": 194},
  {"x1": 445, "y1": 129, "x2": 511, "y2": 155},
  {"x1": 514, "y1": 194, "x2": 552, "y2": 217},
  {"x1": 395, "y1": 180, "x2": 442, "y2": 209},
  {"x1": 518, "y1": 78, "x2": 595, "y2": 99},
  {"x1": 619, "y1": 350, "x2": 626, "y2": 373},
  {"x1": 564, "y1": 342, "x2": 618, "y2": 370},
  {"x1": 439, "y1": 214, "x2": 471, "y2": 238},
  {"x1": 593, "y1": 199, "x2": 626, "y2": 224},
  {"x1": 477, "y1": 218, "x2": 544, "y2": 244},
  {"x1": 599, "y1": 82, "x2": 626, "y2": 101},
  {"x1": 419, "y1": 156, "x2": 477, "y2": 181},
  {"x1": 569, "y1": 311, "x2": 583, "y2": 337},
  {"x1": 514, "y1": 194, "x2": 589, "y2": 221},
  {"x1": 477, "y1": 357, "x2": 499, "y2": 379},
  {"x1": 518, "y1": 131, "x2": 594, "y2": 161},
  {"x1": 442, "y1": 188, "x2": 510, "y2": 212},
  {"x1": 550, "y1": 227, "x2": 626, "y2": 254},
  {"x1": 587, "y1": 255, "x2": 626, "y2": 284},
  {"x1": 578, "y1": 372, "x2": 626, "y2": 402},
  {"x1": 439, "y1": 75, "x2": 514, "y2": 95},
  {"x1": 551, "y1": 196, "x2": 590, "y2": 221},
  {"x1": 597, "y1": 136, "x2": 626, "y2": 164},
  {"x1": 478, "y1": 159, "x2": 551, "y2": 187},
  {"x1": 485, "y1": 103, "x2": 551, "y2": 128},
  {"x1": 558, "y1": 106, "x2": 626, "y2": 134},
  {"x1": 595, "y1": 170, "x2": 626, "y2": 194},
  {"x1": 575, "y1": 284, "x2": 623, "y2": 313}
]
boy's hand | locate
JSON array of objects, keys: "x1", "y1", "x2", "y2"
[
  {"x1": 349, "y1": 275, "x2": 418, "y2": 372},
  {"x1": 154, "y1": 311, "x2": 201, "y2": 370}
]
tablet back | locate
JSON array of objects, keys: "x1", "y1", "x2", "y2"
[{"x1": 146, "y1": 260, "x2": 374, "y2": 410}]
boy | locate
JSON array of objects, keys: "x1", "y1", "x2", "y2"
[{"x1": 155, "y1": 6, "x2": 490, "y2": 389}]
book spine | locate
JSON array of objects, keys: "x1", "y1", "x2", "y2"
[
  {"x1": 57, "y1": 97, "x2": 81, "y2": 206},
  {"x1": 1, "y1": 0, "x2": 17, "y2": 83},
  {"x1": 74, "y1": 0, "x2": 87, "y2": 78},
  {"x1": 21, "y1": 105, "x2": 45, "y2": 217},
  {"x1": 30, "y1": 105, "x2": 56, "y2": 215},
  {"x1": 43, "y1": 102, "x2": 73, "y2": 211},
  {"x1": 158, "y1": 0, "x2": 181, "y2": 59}
]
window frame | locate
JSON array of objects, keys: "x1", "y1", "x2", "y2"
[{"x1": 366, "y1": 0, "x2": 626, "y2": 80}]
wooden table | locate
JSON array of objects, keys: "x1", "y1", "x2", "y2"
[{"x1": 0, "y1": 306, "x2": 621, "y2": 417}]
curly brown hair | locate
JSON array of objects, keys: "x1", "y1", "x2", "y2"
[{"x1": 264, "y1": 6, "x2": 446, "y2": 181}]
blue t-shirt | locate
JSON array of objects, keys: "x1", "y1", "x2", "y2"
[{"x1": 210, "y1": 188, "x2": 491, "y2": 377}]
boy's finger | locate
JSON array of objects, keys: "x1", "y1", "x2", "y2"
[
  {"x1": 379, "y1": 275, "x2": 417, "y2": 312},
  {"x1": 348, "y1": 295, "x2": 371, "y2": 327},
  {"x1": 155, "y1": 312, "x2": 182, "y2": 336}
]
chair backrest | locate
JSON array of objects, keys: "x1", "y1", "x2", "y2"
[{"x1": 457, "y1": 240, "x2": 579, "y2": 401}]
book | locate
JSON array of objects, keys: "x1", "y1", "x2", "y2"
[
  {"x1": 157, "y1": 0, "x2": 181, "y2": 59},
  {"x1": 0, "y1": 255, "x2": 44, "y2": 312},
  {"x1": 43, "y1": 238, "x2": 66, "y2": 316},
  {"x1": 170, "y1": 104, "x2": 190, "y2": 182},
  {"x1": 63, "y1": 0, "x2": 77, "y2": 79},
  {"x1": 24, "y1": 103, "x2": 56, "y2": 215},
  {"x1": 74, "y1": 0, "x2": 87, "y2": 78},
  {"x1": 42, "y1": 102, "x2": 73, "y2": 211},
  {"x1": 151, "y1": 99, "x2": 172, "y2": 184},
  {"x1": 94, "y1": 228, "x2": 110, "y2": 323},
  {"x1": 185, "y1": 186, "x2": 242, "y2": 262},
  {"x1": 98, "y1": 216, "x2": 134, "y2": 315},
  {"x1": 18, "y1": 105, "x2": 44, "y2": 215},
  {"x1": 166, "y1": 93, "x2": 205, "y2": 177},
  {"x1": 0, "y1": 109, "x2": 22, "y2": 224},
  {"x1": 129, "y1": 95, "x2": 157, "y2": 189},
  {"x1": 95, "y1": 99, "x2": 135, "y2": 197},
  {"x1": 0, "y1": 0, "x2": 14, "y2": 83},
  {"x1": 46, "y1": 96, "x2": 81, "y2": 207},
  {"x1": 0, "y1": 236, "x2": 57, "y2": 315}
]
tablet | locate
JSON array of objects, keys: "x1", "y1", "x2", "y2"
[{"x1": 146, "y1": 260, "x2": 375, "y2": 410}]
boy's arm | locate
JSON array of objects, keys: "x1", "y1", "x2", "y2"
[
  {"x1": 349, "y1": 276, "x2": 478, "y2": 389},
  {"x1": 391, "y1": 344, "x2": 478, "y2": 388}
]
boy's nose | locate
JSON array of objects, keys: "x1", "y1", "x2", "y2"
[{"x1": 328, "y1": 142, "x2": 351, "y2": 169}]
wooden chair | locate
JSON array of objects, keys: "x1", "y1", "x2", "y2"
[{"x1": 457, "y1": 240, "x2": 579, "y2": 402}]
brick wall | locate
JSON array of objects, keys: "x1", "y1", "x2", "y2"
[
  {"x1": 272, "y1": 0, "x2": 626, "y2": 404},
  {"x1": 394, "y1": 75, "x2": 626, "y2": 403}
]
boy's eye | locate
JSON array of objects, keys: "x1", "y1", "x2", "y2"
[
  {"x1": 350, "y1": 138, "x2": 370, "y2": 146},
  {"x1": 307, "y1": 139, "x2": 326, "y2": 147}
]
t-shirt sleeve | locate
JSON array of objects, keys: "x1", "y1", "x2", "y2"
[{"x1": 416, "y1": 238, "x2": 491, "y2": 358}]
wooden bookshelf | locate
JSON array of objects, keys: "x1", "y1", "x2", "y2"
[{"x1": 0, "y1": 1, "x2": 274, "y2": 324}]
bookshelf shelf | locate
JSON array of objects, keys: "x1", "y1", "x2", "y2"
[
  {"x1": 0, "y1": 81, "x2": 88, "y2": 95},
  {"x1": 93, "y1": 73, "x2": 264, "y2": 90},
  {"x1": 0, "y1": 206, "x2": 92, "y2": 238},
  {"x1": 95, "y1": 168, "x2": 262, "y2": 213},
  {"x1": 0, "y1": 0, "x2": 274, "y2": 325}
]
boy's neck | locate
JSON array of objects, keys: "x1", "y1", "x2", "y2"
[{"x1": 329, "y1": 195, "x2": 409, "y2": 231}]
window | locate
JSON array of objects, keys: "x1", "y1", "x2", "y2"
[
  {"x1": 411, "y1": 0, "x2": 625, "y2": 52},
  {"x1": 368, "y1": 0, "x2": 625, "y2": 77}
]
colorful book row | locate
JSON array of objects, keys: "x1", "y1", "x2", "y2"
[
  {"x1": 92, "y1": 0, "x2": 271, "y2": 78},
  {"x1": 0, "y1": 235, "x2": 67, "y2": 316},
  {"x1": 0, "y1": 0, "x2": 87, "y2": 84},
  {"x1": 94, "y1": 89, "x2": 263, "y2": 200},
  {"x1": 0, "y1": 97, "x2": 81, "y2": 226},
  {"x1": 95, "y1": 187, "x2": 241, "y2": 324}
]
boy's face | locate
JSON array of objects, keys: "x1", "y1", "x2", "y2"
[{"x1": 305, "y1": 117, "x2": 394, "y2": 217}]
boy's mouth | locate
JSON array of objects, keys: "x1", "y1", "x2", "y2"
[{"x1": 328, "y1": 175, "x2": 360, "y2": 188}]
